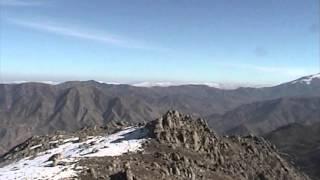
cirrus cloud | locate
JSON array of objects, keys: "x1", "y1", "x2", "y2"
[
  {"x1": 0, "y1": 0, "x2": 43, "y2": 6},
  {"x1": 5, "y1": 17, "x2": 167, "y2": 51}
]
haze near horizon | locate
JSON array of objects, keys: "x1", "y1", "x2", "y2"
[{"x1": 0, "y1": 0, "x2": 319, "y2": 85}]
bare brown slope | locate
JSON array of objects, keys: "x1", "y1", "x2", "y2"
[
  {"x1": 0, "y1": 82, "x2": 161, "y2": 155},
  {"x1": 0, "y1": 74, "x2": 320, "y2": 155}
]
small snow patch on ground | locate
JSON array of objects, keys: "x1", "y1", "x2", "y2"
[
  {"x1": 30, "y1": 144, "x2": 43, "y2": 150},
  {"x1": 62, "y1": 137, "x2": 79, "y2": 143},
  {"x1": 49, "y1": 140, "x2": 59, "y2": 144},
  {"x1": 0, "y1": 127, "x2": 148, "y2": 180}
]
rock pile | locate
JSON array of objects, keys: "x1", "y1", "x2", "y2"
[
  {"x1": 148, "y1": 110, "x2": 218, "y2": 151},
  {"x1": 0, "y1": 110, "x2": 310, "y2": 180},
  {"x1": 77, "y1": 110, "x2": 309, "y2": 180}
]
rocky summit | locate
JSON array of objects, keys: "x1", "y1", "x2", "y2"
[{"x1": 0, "y1": 111, "x2": 309, "y2": 180}]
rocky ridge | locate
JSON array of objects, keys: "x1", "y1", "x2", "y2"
[{"x1": 0, "y1": 111, "x2": 310, "y2": 180}]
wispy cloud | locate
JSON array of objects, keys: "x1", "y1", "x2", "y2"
[
  {"x1": 219, "y1": 62, "x2": 316, "y2": 77},
  {"x1": 0, "y1": 0, "x2": 43, "y2": 6},
  {"x1": 6, "y1": 18, "x2": 165, "y2": 51}
]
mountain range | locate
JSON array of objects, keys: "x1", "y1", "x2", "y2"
[
  {"x1": 0, "y1": 73, "x2": 319, "y2": 154},
  {"x1": 0, "y1": 73, "x2": 320, "y2": 178}
]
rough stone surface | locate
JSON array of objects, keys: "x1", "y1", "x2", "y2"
[{"x1": 0, "y1": 110, "x2": 310, "y2": 180}]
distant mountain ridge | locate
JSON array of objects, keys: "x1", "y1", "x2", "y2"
[
  {"x1": 4, "y1": 80, "x2": 270, "y2": 89},
  {"x1": 208, "y1": 96, "x2": 320, "y2": 135},
  {"x1": 0, "y1": 74, "x2": 320, "y2": 155}
]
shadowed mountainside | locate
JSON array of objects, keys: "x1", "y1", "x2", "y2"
[
  {"x1": 264, "y1": 122, "x2": 320, "y2": 179},
  {"x1": 0, "y1": 74, "x2": 319, "y2": 155},
  {"x1": 208, "y1": 96, "x2": 320, "y2": 135}
]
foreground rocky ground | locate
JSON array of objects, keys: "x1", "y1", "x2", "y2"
[{"x1": 0, "y1": 111, "x2": 310, "y2": 179}]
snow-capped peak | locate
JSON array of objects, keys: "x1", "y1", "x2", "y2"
[{"x1": 291, "y1": 73, "x2": 320, "y2": 85}]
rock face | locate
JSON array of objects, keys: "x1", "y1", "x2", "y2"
[
  {"x1": 140, "y1": 110, "x2": 309, "y2": 180},
  {"x1": 0, "y1": 111, "x2": 310, "y2": 180},
  {"x1": 73, "y1": 111, "x2": 309, "y2": 179},
  {"x1": 148, "y1": 111, "x2": 216, "y2": 152}
]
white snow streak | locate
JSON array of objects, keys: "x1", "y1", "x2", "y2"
[
  {"x1": 0, "y1": 127, "x2": 148, "y2": 180},
  {"x1": 291, "y1": 73, "x2": 320, "y2": 85},
  {"x1": 29, "y1": 144, "x2": 43, "y2": 150}
]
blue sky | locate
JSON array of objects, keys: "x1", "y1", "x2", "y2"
[{"x1": 0, "y1": 0, "x2": 319, "y2": 85}]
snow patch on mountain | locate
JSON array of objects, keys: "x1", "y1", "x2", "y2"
[
  {"x1": 0, "y1": 127, "x2": 148, "y2": 180},
  {"x1": 291, "y1": 73, "x2": 320, "y2": 85}
]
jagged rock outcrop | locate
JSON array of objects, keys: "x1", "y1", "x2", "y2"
[
  {"x1": 76, "y1": 111, "x2": 310, "y2": 179},
  {"x1": 148, "y1": 110, "x2": 216, "y2": 151},
  {"x1": 139, "y1": 110, "x2": 309, "y2": 180},
  {"x1": 0, "y1": 111, "x2": 310, "y2": 180}
]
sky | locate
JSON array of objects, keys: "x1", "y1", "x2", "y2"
[{"x1": 0, "y1": 0, "x2": 319, "y2": 85}]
